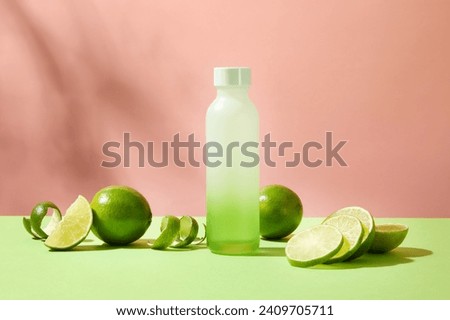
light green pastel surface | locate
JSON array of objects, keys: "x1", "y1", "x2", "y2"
[{"x1": 1, "y1": 217, "x2": 449, "y2": 299}]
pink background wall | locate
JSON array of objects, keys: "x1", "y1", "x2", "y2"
[{"x1": 1, "y1": 0, "x2": 449, "y2": 217}]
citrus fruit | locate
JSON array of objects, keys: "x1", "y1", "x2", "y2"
[
  {"x1": 45, "y1": 195, "x2": 93, "y2": 250},
  {"x1": 23, "y1": 217, "x2": 40, "y2": 239},
  {"x1": 172, "y1": 216, "x2": 199, "y2": 248},
  {"x1": 259, "y1": 184, "x2": 303, "y2": 239},
  {"x1": 42, "y1": 209, "x2": 63, "y2": 237},
  {"x1": 369, "y1": 223, "x2": 409, "y2": 253},
  {"x1": 29, "y1": 201, "x2": 62, "y2": 239},
  {"x1": 322, "y1": 215, "x2": 363, "y2": 263},
  {"x1": 285, "y1": 225, "x2": 343, "y2": 268},
  {"x1": 193, "y1": 222, "x2": 207, "y2": 245},
  {"x1": 151, "y1": 215, "x2": 180, "y2": 250},
  {"x1": 323, "y1": 206, "x2": 375, "y2": 260},
  {"x1": 90, "y1": 185, "x2": 152, "y2": 245}
]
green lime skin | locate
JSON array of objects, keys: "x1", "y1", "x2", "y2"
[
  {"x1": 151, "y1": 215, "x2": 180, "y2": 250},
  {"x1": 30, "y1": 201, "x2": 62, "y2": 239},
  {"x1": 369, "y1": 224, "x2": 409, "y2": 253},
  {"x1": 90, "y1": 186, "x2": 152, "y2": 245},
  {"x1": 259, "y1": 184, "x2": 303, "y2": 240}
]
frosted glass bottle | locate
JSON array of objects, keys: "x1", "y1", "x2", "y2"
[{"x1": 206, "y1": 67, "x2": 260, "y2": 255}]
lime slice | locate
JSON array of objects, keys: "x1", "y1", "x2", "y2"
[
  {"x1": 150, "y1": 215, "x2": 180, "y2": 250},
  {"x1": 23, "y1": 217, "x2": 40, "y2": 239},
  {"x1": 285, "y1": 225, "x2": 343, "y2": 268},
  {"x1": 369, "y1": 223, "x2": 409, "y2": 253},
  {"x1": 322, "y1": 215, "x2": 363, "y2": 263},
  {"x1": 323, "y1": 206, "x2": 375, "y2": 260},
  {"x1": 44, "y1": 196, "x2": 93, "y2": 250},
  {"x1": 30, "y1": 202, "x2": 62, "y2": 239},
  {"x1": 172, "y1": 216, "x2": 199, "y2": 248}
]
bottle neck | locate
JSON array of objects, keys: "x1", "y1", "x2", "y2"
[{"x1": 216, "y1": 86, "x2": 249, "y2": 97}]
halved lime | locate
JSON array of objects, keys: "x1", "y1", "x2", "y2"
[
  {"x1": 30, "y1": 202, "x2": 62, "y2": 239},
  {"x1": 369, "y1": 223, "x2": 409, "y2": 253},
  {"x1": 285, "y1": 225, "x2": 343, "y2": 268},
  {"x1": 323, "y1": 206, "x2": 375, "y2": 260},
  {"x1": 172, "y1": 216, "x2": 199, "y2": 248},
  {"x1": 322, "y1": 215, "x2": 363, "y2": 263},
  {"x1": 150, "y1": 215, "x2": 180, "y2": 250},
  {"x1": 44, "y1": 196, "x2": 93, "y2": 250}
]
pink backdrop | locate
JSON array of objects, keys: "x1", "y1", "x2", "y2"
[{"x1": 1, "y1": 0, "x2": 449, "y2": 217}]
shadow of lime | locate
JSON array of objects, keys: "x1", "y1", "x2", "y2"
[
  {"x1": 261, "y1": 234, "x2": 294, "y2": 243},
  {"x1": 311, "y1": 247, "x2": 432, "y2": 270},
  {"x1": 57, "y1": 243, "x2": 120, "y2": 252},
  {"x1": 393, "y1": 247, "x2": 433, "y2": 258},
  {"x1": 145, "y1": 239, "x2": 207, "y2": 251},
  {"x1": 51, "y1": 240, "x2": 145, "y2": 252},
  {"x1": 64, "y1": 238, "x2": 207, "y2": 252}
]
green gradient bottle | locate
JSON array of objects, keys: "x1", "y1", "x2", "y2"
[{"x1": 206, "y1": 67, "x2": 260, "y2": 255}]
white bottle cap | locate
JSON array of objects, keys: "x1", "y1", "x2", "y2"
[{"x1": 214, "y1": 67, "x2": 251, "y2": 86}]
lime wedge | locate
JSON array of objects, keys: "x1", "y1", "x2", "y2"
[
  {"x1": 369, "y1": 223, "x2": 409, "y2": 253},
  {"x1": 172, "y1": 216, "x2": 199, "y2": 248},
  {"x1": 150, "y1": 215, "x2": 180, "y2": 250},
  {"x1": 323, "y1": 206, "x2": 375, "y2": 260},
  {"x1": 322, "y1": 215, "x2": 363, "y2": 263},
  {"x1": 30, "y1": 202, "x2": 62, "y2": 239},
  {"x1": 44, "y1": 196, "x2": 93, "y2": 250},
  {"x1": 285, "y1": 225, "x2": 343, "y2": 268}
]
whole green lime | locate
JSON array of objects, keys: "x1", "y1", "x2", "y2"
[
  {"x1": 259, "y1": 184, "x2": 303, "y2": 240},
  {"x1": 90, "y1": 186, "x2": 152, "y2": 245}
]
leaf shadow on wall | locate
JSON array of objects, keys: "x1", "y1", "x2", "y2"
[{"x1": 0, "y1": 1, "x2": 166, "y2": 198}]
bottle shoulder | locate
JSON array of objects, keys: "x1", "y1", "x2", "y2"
[{"x1": 208, "y1": 95, "x2": 258, "y2": 114}]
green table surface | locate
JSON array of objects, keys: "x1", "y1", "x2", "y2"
[{"x1": 1, "y1": 216, "x2": 449, "y2": 300}]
